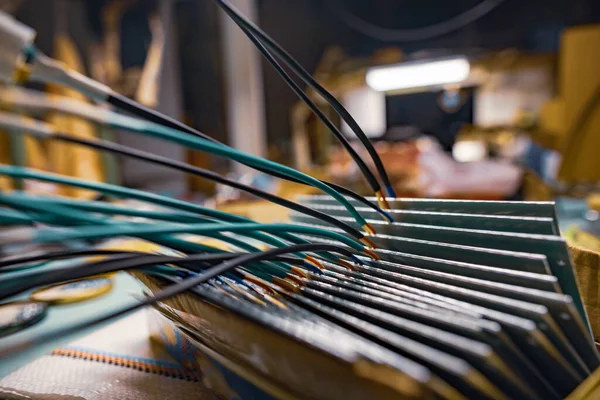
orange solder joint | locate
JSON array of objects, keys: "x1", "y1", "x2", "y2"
[
  {"x1": 375, "y1": 190, "x2": 391, "y2": 210},
  {"x1": 244, "y1": 276, "x2": 277, "y2": 296},
  {"x1": 362, "y1": 248, "x2": 380, "y2": 261},
  {"x1": 273, "y1": 277, "x2": 301, "y2": 293},
  {"x1": 290, "y1": 266, "x2": 310, "y2": 278},
  {"x1": 304, "y1": 256, "x2": 324, "y2": 270},
  {"x1": 360, "y1": 236, "x2": 377, "y2": 249},
  {"x1": 362, "y1": 223, "x2": 377, "y2": 236},
  {"x1": 337, "y1": 259, "x2": 357, "y2": 271},
  {"x1": 285, "y1": 274, "x2": 305, "y2": 286}
]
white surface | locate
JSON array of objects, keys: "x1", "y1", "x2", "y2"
[
  {"x1": 0, "y1": 310, "x2": 215, "y2": 400},
  {"x1": 341, "y1": 86, "x2": 386, "y2": 138},
  {"x1": 220, "y1": 0, "x2": 267, "y2": 174},
  {"x1": 0, "y1": 274, "x2": 143, "y2": 378},
  {"x1": 0, "y1": 355, "x2": 210, "y2": 400},
  {"x1": 452, "y1": 140, "x2": 487, "y2": 163},
  {"x1": 418, "y1": 141, "x2": 522, "y2": 197}
]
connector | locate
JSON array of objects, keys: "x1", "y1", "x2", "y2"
[
  {"x1": 0, "y1": 110, "x2": 54, "y2": 138},
  {"x1": 362, "y1": 248, "x2": 380, "y2": 261},
  {"x1": 361, "y1": 223, "x2": 377, "y2": 236},
  {"x1": 0, "y1": 11, "x2": 36, "y2": 83},
  {"x1": 359, "y1": 236, "x2": 377, "y2": 249},
  {"x1": 336, "y1": 259, "x2": 357, "y2": 271}
]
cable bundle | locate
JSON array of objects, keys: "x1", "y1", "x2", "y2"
[{"x1": 0, "y1": 4, "x2": 597, "y2": 400}]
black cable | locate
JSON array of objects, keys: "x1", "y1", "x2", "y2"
[
  {"x1": 50, "y1": 133, "x2": 365, "y2": 239},
  {"x1": 225, "y1": 11, "x2": 381, "y2": 194},
  {"x1": 0, "y1": 247, "x2": 331, "y2": 301},
  {"x1": 0, "y1": 248, "x2": 309, "y2": 272},
  {"x1": 0, "y1": 244, "x2": 352, "y2": 358},
  {"x1": 214, "y1": 0, "x2": 396, "y2": 198},
  {"x1": 326, "y1": 0, "x2": 507, "y2": 42},
  {"x1": 106, "y1": 92, "x2": 390, "y2": 219},
  {"x1": 0, "y1": 249, "x2": 138, "y2": 270}
]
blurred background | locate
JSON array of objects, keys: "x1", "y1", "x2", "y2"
[
  {"x1": 2, "y1": 2, "x2": 600, "y2": 395},
  {"x1": 1, "y1": 0, "x2": 600, "y2": 211}
]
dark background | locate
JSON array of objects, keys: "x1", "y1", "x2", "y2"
[
  {"x1": 14, "y1": 0, "x2": 600, "y2": 162},
  {"x1": 180, "y1": 0, "x2": 599, "y2": 161}
]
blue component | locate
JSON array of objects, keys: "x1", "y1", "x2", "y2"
[
  {"x1": 385, "y1": 184, "x2": 397, "y2": 199},
  {"x1": 348, "y1": 254, "x2": 364, "y2": 266},
  {"x1": 301, "y1": 261, "x2": 322, "y2": 274}
]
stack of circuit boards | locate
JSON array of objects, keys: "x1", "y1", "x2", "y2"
[{"x1": 141, "y1": 196, "x2": 599, "y2": 400}]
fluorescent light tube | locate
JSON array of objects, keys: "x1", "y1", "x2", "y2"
[{"x1": 366, "y1": 57, "x2": 470, "y2": 92}]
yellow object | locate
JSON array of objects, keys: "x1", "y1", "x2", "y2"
[
  {"x1": 522, "y1": 169, "x2": 553, "y2": 201},
  {"x1": 361, "y1": 223, "x2": 376, "y2": 236},
  {"x1": 566, "y1": 227, "x2": 600, "y2": 253},
  {"x1": 218, "y1": 201, "x2": 290, "y2": 224},
  {"x1": 567, "y1": 363, "x2": 600, "y2": 399},
  {"x1": 31, "y1": 277, "x2": 113, "y2": 305},
  {"x1": 566, "y1": 242, "x2": 600, "y2": 400},
  {"x1": 375, "y1": 190, "x2": 391, "y2": 211},
  {"x1": 589, "y1": 194, "x2": 600, "y2": 212},
  {"x1": 0, "y1": 129, "x2": 50, "y2": 192},
  {"x1": 538, "y1": 24, "x2": 600, "y2": 184},
  {"x1": 568, "y1": 244, "x2": 600, "y2": 343},
  {"x1": 183, "y1": 235, "x2": 236, "y2": 252},
  {"x1": 0, "y1": 130, "x2": 13, "y2": 191},
  {"x1": 12, "y1": 64, "x2": 32, "y2": 85},
  {"x1": 96, "y1": 237, "x2": 171, "y2": 254},
  {"x1": 537, "y1": 97, "x2": 566, "y2": 149},
  {"x1": 46, "y1": 35, "x2": 105, "y2": 198},
  {"x1": 85, "y1": 238, "x2": 178, "y2": 265}
]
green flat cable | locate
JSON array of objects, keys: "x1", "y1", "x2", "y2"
[
  {"x1": 1, "y1": 192, "x2": 325, "y2": 276},
  {"x1": 49, "y1": 197, "x2": 324, "y2": 272},
  {"x1": 6, "y1": 192, "x2": 263, "y2": 253},
  {"x1": 4, "y1": 179, "x2": 338, "y2": 264},
  {"x1": 107, "y1": 116, "x2": 370, "y2": 231},
  {"x1": 4, "y1": 191, "x2": 330, "y2": 263},
  {"x1": 0, "y1": 193, "x2": 306, "y2": 275},
  {"x1": 10, "y1": 193, "x2": 333, "y2": 265},
  {"x1": 0, "y1": 193, "x2": 223, "y2": 254},
  {"x1": 0, "y1": 167, "x2": 319, "y2": 256},
  {"x1": 0, "y1": 208, "x2": 35, "y2": 226},
  {"x1": 0, "y1": 212, "x2": 367, "y2": 255},
  {"x1": 0, "y1": 224, "x2": 290, "y2": 285},
  {"x1": 14, "y1": 195, "x2": 212, "y2": 224},
  {"x1": 27, "y1": 222, "x2": 366, "y2": 253},
  {"x1": 0, "y1": 251, "x2": 279, "y2": 293}
]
